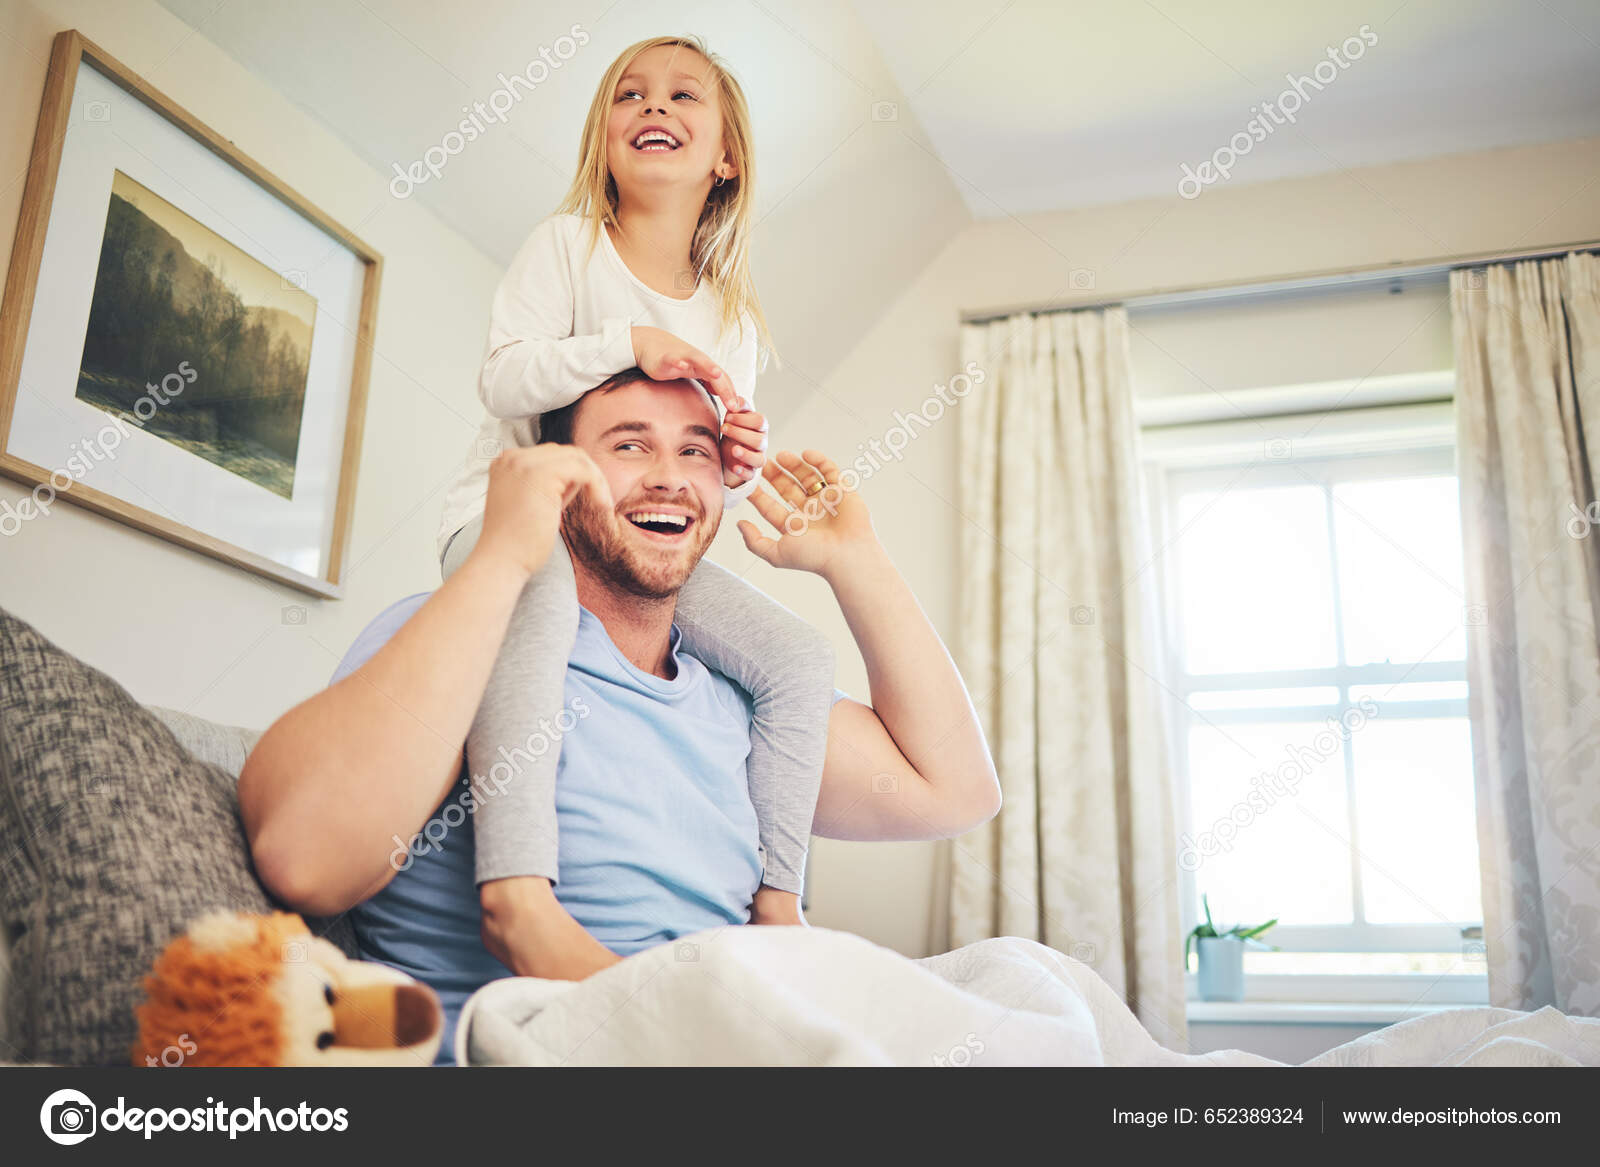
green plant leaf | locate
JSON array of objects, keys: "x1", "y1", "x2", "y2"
[
  {"x1": 1237, "y1": 918, "x2": 1278, "y2": 939},
  {"x1": 1202, "y1": 893, "x2": 1215, "y2": 932}
]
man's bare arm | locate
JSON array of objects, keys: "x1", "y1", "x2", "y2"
[
  {"x1": 812, "y1": 538, "x2": 1000, "y2": 840},
  {"x1": 237, "y1": 445, "x2": 610, "y2": 917},
  {"x1": 736, "y1": 450, "x2": 1000, "y2": 843}
]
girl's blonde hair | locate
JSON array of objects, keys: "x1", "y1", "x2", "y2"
[{"x1": 558, "y1": 35, "x2": 775, "y2": 360}]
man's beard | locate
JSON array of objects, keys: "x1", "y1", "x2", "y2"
[{"x1": 562, "y1": 489, "x2": 718, "y2": 600}]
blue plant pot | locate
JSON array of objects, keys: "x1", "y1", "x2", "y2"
[{"x1": 1197, "y1": 937, "x2": 1246, "y2": 1002}]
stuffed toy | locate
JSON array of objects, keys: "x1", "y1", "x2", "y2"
[{"x1": 133, "y1": 910, "x2": 443, "y2": 1067}]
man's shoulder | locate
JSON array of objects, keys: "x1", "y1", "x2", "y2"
[
  {"x1": 669, "y1": 635, "x2": 852, "y2": 724},
  {"x1": 330, "y1": 592, "x2": 434, "y2": 685},
  {"x1": 663, "y1": 633, "x2": 752, "y2": 725}
]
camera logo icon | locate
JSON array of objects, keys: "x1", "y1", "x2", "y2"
[
  {"x1": 674, "y1": 942, "x2": 699, "y2": 962},
  {"x1": 40, "y1": 1088, "x2": 96, "y2": 1145}
]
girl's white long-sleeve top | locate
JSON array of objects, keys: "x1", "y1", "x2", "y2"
[{"x1": 436, "y1": 213, "x2": 762, "y2": 560}]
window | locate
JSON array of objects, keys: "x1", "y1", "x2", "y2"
[{"x1": 1146, "y1": 412, "x2": 1487, "y2": 1003}]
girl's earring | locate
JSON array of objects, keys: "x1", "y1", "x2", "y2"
[{"x1": 713, "y1": 173, "x2": 726, "y2": 187}]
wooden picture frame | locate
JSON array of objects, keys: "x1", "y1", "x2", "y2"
[{"x1": 0, "y1": 29, "x2": 380, "y2": 598}]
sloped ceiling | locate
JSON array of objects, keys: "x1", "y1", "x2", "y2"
[
  {"x1": 151, "y1": 0, "x2": 1600, "y2": 414},
  {"x1": 149, "y1": 0, "x2": 974, "y2": 424}
]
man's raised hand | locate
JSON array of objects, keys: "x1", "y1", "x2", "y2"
[
  {"x1": 473, "y1": 444, "x2": 611, "y2": 579},
  {"x1": 737, "y1": 449, "x2": 876, "y2": 581}
]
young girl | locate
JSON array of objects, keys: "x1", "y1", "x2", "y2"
[{"x1": 436, "y1": 35, "x2": 834, "y2": 976}]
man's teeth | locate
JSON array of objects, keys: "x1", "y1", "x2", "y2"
[
  {"x1": 633, "y1": 131, "x2": 680, "y2": 150},
  {"x1": 628, "y1": 512, "x2": 689, "y2": 528}
]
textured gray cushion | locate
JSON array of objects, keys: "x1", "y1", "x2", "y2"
[
  {"x1": 147, "y1": 706, "x2": 261, "y2": 778},
  {"x1": 0, "y1": 607, "x2": 353, "y2": 1066}
]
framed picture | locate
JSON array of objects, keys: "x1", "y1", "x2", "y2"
[{"x1": 0, "y1": 29, "x2": 380, "y2": 598}]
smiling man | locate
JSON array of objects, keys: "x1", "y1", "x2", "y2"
[{"x1": 237, "y1": 368, "x2": 1000, "y2": 1063}]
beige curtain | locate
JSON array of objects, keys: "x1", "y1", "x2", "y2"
[
  {"x1": 1453, "y1": 253, "x2": 1600, "y2": 1016},
  {"x1": 950, "y1": 308, "x2": 1187, "y2": 1047}
]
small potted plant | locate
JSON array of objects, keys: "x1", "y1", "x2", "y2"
[{"x1": 1185, "y1": 895, "x2": 1277, "y2": 1002}]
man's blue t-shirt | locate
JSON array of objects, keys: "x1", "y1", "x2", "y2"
[{"x1": 330, "y1": 592, "x2": 765, "y2": 1063}]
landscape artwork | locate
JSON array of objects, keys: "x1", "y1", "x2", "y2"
[{"x1": 74, "y1": 170, "x2": 316, "y2": 499}]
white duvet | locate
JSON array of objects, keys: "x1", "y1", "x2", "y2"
[{"x1": 454, "y1": 925, "x2": 1600, "y2": 1067}]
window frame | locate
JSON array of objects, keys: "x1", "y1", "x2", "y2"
[{"x1": 1141, "y1": 399, "x2": 1487, "y2": 1004}]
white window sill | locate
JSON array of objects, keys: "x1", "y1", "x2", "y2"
[{"x1": 1187, "y1": 1000, "x2": 1467, "y2": 1026}]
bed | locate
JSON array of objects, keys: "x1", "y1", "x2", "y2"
[{"x1": 454, "y1": 925, "x2": 1600, "y2": 1067}]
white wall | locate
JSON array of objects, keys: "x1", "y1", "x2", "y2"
[
  {"x1": 0, "y1": 0, "x2": 503, "y2": 730},
  {"x1": 750, "y1": 134, "x2": 1600, "y2": 958},
  {"x1": 1128, "y1": 274, "x2": 1453, "y2": 402}
]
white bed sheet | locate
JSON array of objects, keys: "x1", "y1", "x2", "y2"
[{"x1": 455, "y1": 926, "x2": 1600, "y2": 1067}]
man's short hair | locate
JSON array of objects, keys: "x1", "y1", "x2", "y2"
[
  {"x1": 536, "y1": 368, "x2": 717, "y2": 446},
  {"x1": 536, "y1": 367, "x2": 652, "y2": 446}
]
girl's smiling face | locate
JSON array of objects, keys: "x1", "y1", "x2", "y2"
[{"x1": 605, "y1": 45, "x2": 735, "y2": 197}]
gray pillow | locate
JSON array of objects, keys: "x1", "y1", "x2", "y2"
[{"x1": 0, "y1": 606, "x2": 354, "y2": 1066}]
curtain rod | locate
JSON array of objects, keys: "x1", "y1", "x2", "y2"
[{"x1": 959, "y1": 237, "x2": 1600, "y2": 325}]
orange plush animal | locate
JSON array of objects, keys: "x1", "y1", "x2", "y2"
[{"x1": 133, "y1": 910, "x2": 442, "y2": 1067}]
